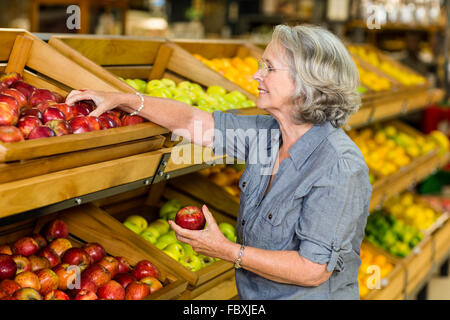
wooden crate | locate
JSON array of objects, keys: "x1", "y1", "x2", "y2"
[
  {"x1": 404, "y1": 236, "x2": 434, "y2": 296},
  {"x1": 48, "y1": 35, "x2": 256, "y2": 102},
  {"x1": 99, "y1": 183, "x2": 236, "y2": 288},
  {"x1": 0, "y1": 29, "x2": 169, "y2": 163},
  {"x1": 0, "y1": 205, "x2": 188, "y2": 300},
  {"x1": 432, "y1": 217, "x2": 450, "y2": 263}
]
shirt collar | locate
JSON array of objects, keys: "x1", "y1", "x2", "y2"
[{"x1": 287, "y1": 121, "x2": 336, "y2": 171}]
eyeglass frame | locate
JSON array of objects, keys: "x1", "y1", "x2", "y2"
[{"x1": 257, "y1": 59, "x2": 290, "y2": 77}]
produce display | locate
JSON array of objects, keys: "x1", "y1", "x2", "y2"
[
  {"x1": 123, "y1": 200, "x2": 236, "y2": 272},
  {"x1": 192, "y1": 54, "x2": 259, "y2": 96},
  {"x1": 358, "y1": 243, "x2": 394, "y2": 298},
  {"x1": 365, "y1": 210, "x2": 424, "y2": 258},
  {"x1": 348, "y1": 45, "x2": 426, "y2": 86},
  {"x1": 347, "y1": 124, "x2": 440, "y2": 177},
  {"x1": 0, "y1": 72, "x2": 146, "y2": 143},
  {"x1": 122, "y1": 77, "x2": 256, "y2": 113},
  {"x1": 198, "y1": 163, "x2": 245, "y2": 198},
  {"x1": 354, "y1": 60, "x2": 392, "y2": 92},
  {"x1": 0, "y1": 219, "x2": 163, "y2": 300}
]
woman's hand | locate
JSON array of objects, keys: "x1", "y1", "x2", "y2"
[
  {"x1": 168, "y1": 205, "x2": 237, "y2": 260},
  {"x1": 65, "y1": 90, "x2": 134, "y2": 117}
]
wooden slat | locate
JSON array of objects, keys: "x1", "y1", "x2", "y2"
[
  {"x1": 0, "y1": 28, "x2": 24, "y2": 61},
  {"x1": 164, "y1": 143, "x2": 226, "y2": 173},
  {"x1": 5, "y1": 35, "x2": 33, "y2": 74},
  {"x1": 149, "y1": 44, "x2": 174, "y2": 80}
]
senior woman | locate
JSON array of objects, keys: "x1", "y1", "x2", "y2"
[{"x1": 66, "y1": 25, "x2": 372, "y2": 300}]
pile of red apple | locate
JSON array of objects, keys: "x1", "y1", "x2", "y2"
[
  {"x1": 0, "y1": 72, "x2": 146, "y2": 143},
  {"x1": 0, "y1": 219, "x2": 163, "y2": 300}
]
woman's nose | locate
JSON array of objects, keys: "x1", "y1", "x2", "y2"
[{"x1": 253, "y1": 68, "x2": 263, "y2": 82}]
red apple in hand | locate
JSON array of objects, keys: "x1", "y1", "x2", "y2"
[
  {"x1": 72, "y1": 103, "x2": 90, "y2": 117},
  {"x1": 0, "y1": 245, "x2": 12, "y2": 255},
  {"x1": 13, "y1": 237, "x2": 39, "y2": 256},
  {"x1": 44, "y1": 289, "x2": 70, "y2": 300},
  {"x1": 37, "y1": 247, "x2": 60, "y2": 268},
  {"x1": 82, "y1": 243, "x2": 106, "y2": 263},
  {"x1": 113, "y1": 272, "x2": 135, "y2": 289},
  {"x1": 48, "y1": 238, "x2": 72, "y2": 257},
  {"x1": 0, "y1": 254, "x2": 17, "y2": 280},
  {"x1": 13, "y1": 287, "x2": 42, "y2": 300},
  {"x1": 1, "y1": 88, "x2": 27, "y2": 109},
  {"x1": 12, "y1": 255, "x2": 31, "y2": 274},
  {"x1": 125, "y1": 281, "x2": 150, "y2": 300},
  {"x1": 28, "y1": 125, "x2": 56, "y2": 140},
  {"x1": 15, "y1": 271, "x2": 41, "y2": 291},
  {"x1": 175, "y1": 206, "x2": 206, "y2": 230},
  {"x1": 53, "y1": 103, "x2": 75, "y2": 120},
  {"x1": 98, "y1": 256, "x2": 119, "y2": 278},
  {"x1": 62, "y1": 247, "x2": 91, "y2": 271},
  {"x1": 42, "y1": 106, "x2": 66, "y2": 123},
  {"x1": 116, "y1": 256, "x2": 131, "y2": 273},
  {"x1": 46, "y1": 119, "x2": 72, "y2": 136},
  {"x1": 43, "y1": 219, "x2": 69, "y2": 242},
  {"x1": 75, "y1": 289, "x2": 98, "y2": 300},
  {"x1": 10, "y1": 80, "x2": 36, "y2": 99},
  {"x1": 36, "y1": 268, "x2": 59, "y2": 295},
  {"x1": 0, "y1": 279, "x2": 21, "y2": 295},
  {"x1": 131, "y1": 260, "x2": 159, "y2": 280},
  {"x1": 0, "y1": 126, "x2": 24, "y2": 143},
  {"x1": 97, "y1": 280, "x2": 125, "y2": 300},
  {"x1": 28, "y1": 255, "x2": 50, "y2": 272},
  {"x1": 81, "y1": 264, "x2": 111, "y2": 288},
  {"x1": 140, "y1": 276, "x2": 163, "y2": 294}
]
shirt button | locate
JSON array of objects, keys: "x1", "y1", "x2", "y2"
[
  {"x1": 242, "y1": 219, "x2": 245, "y2": 226},
  {"x1": 268, "y1": 213, "x2": 273, "y2": 219}
]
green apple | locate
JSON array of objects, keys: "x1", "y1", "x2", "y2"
[
  {"x1": 228, "y1": 90, "x2": 247, "y2": 102},
  {"x1": 168, "y1": 230, "x2": 176, "y2": 238},
  {"x1": 140, "y1": 226, "x2": 161, "y2": 244},
  {"x1": 239, "y1": 100, "x2": 256, "y2": 108},
  {"x1": 218, "y1": 222, "x2": 236, "y2": 241},
  {"x1": 159, "y1": 199, "x2": 182, "y2": 218},
  {"x1": 155, "y1": 233, "x2": 177, "y2": 250},
  {"x1": 124, "y1": 215, "x2": 148, "y2": 232},
  {"x1": 173, "y1": 95, "x2": 193, "y2": 105},
  {"x1": 123, "y1": 221, "x2": 141, "y2": 234},
  {"x1": 180, "y1": 255, "x2": 203, "y2": 272},
  {"x1": 231, "y1": 235, "x2": 237, "y2": 243},
  {"x1": 161, "y1": 78, "x2": 176, "y2": 88},
  {"x1": 149, "y1": 219, "x2": 170, "y2": 235},
  {"x1": 166, "y1": 211, "x2": 177, "y2": 221},
  {"x1": 191, "y1": 83, "x2": 203, "y2": 92},
  {"x1": 148, "y1": 87, "x2": 172, "y2": 98},
  {"x1": 163, "y1": 249, "x2": 179, "y2": 261},
  {"x1": 177, "y1": 81, "x2": 194, "y2": 91},
  {"x1": 207, "y1": 85, "x2": 227, "y2": 96},
  {"x1": 179, "y1": 242, "x2": 196, "y2": 257},
  {"x1": 134, "y1": 79, "x2": 147, "y2": 93},
  {"x1": 145, "y1": 79, "x2": 163, "y2": 92},
  {"x1": 164, "y1": 243, "x2": 185, "y2": 261},
  {"x1": 125, "y1": 79, "x2": 140, "y2": 91},
  {"x1": 196, "y1": 105, "x2": 214, "y2": 113},
  {"x1": 208, "y1": 93, "x2": 226, "y2": 105},
  {"x1": 198, "y1": 255, "x2": 215, "y2": 268},
  {"x1": 224, "y1": 93, "x2": 240, "y2": 105}
]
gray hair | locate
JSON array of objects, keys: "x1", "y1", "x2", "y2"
[{"x1": 272, "y1": 25, "x2": 361, "y2": 128}]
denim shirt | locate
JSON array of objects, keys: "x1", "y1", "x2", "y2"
[{"x1": 212, "y1": 111, "x2": 372, "y2": 300}]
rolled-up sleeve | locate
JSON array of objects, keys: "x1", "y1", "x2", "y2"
[{"x1": 295, "y1": 159, "x2": 370, "y2": 273}]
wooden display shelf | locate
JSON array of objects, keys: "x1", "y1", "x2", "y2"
[
  {"x1": 48, "y1": 35, "x2": 256, "y2": 102},
  {"x1": 0, "y1": 205, "x2": 188, "y2": 300},
  {"x1": 99, "y1": 184, "x2": 236, "y2": 288}
]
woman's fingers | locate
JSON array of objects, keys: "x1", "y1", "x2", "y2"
[
  {"x1": 65, "y1": 90, "x2": 93, "y2": 105},
  {"x1": 168, "y1": 220, "x2": 197, "y2": 240},
  {"x1": 202, "y1": 205, "x2": 217, "y2": 229}
]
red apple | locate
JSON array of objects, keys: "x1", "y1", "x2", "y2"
[
  {"x1": 98, "y1": 256, "x2": 119, "y2": 278},
  {"x1": 0, "y1": 279, "x2": 21, "y2": 295},
  {"x1": 53, "y1": 103, "x2": 75, "y2": 120},
  {"x1": 52, "y1": 91, "x2": 65, "y2": 103},
  {"x1": 1, "y1": 88, "x2": 27, "y2": 109},
  {"x1": 13, "y1": 237, "x2": 39, "y2": 256},
  {"x1": 28, "y1": 125, "x2": 56, "y2": 140},
  {"x1": 0, "y1": 296, "x2": 17, "y2": 300},
  {"x1": 62, "y1": 247, "x2": 91, "y2": 271},
  {"x1": 0, "y1": 100, "x2": 19, "y2": 126},
  {"x1": 175, "y1": 206, "x2": 206, "y2": 230},
  {"x1": 102, "y1": 111, "x2": 121, "y2": 127},
  {"x1": 125, "y1": 281, "x2": 150, "y2": 300},
  {"x1": 0, "y1": 287, "x2": 7, "y2": 299},
  {"x1": 131, "y1": 260, "x2": 159, "y2": 280},
  {"x1": 43, "y1": 106, "x2": 66, "y2": 123},
  {"x1": 15, "y1": 271, "x2": 41, "y2": 291},
  {"x1": 30, "y1": 233, "x2": 47, "y2": 249},
  {"x1": 44, "y1": 289, "x2": 70, "y2": 300},
  {"x1": 11, "y1": 255, "x2": 31, "y2": 274},
  {"x1": 140, "y1": 276, "x2": 163, "y2": 294},
  {"x1": 99, "y1": 114, "x2": 118, "y2": 129},
  {"x1": 36, "y1": 268, "x2": 59, "y2": 295},
  {"x1": 48, "y1": 238, "x2": 72, "y2": 257},
  {"x1": 28, "y1": 255, "x2": 50, "y2": 272},
  {"x1": 13, "y1": 287, "x2": 42, "y2": 300},
  {"x1": 0, "y1": 245, "x2": 12, "y2": 255},
  {"x1": 68, "y1": 277, "x2": 97, "y2": 298},
  {"x1": 69, "y1": 116, "x2": 92, "y2": 134},
  {"x1": 97, "y1": 280, "x2": 125, "y2": 300},
  {"x1": 74, "y1": 289, "x2": 98, "y2": 300},
  {"x1": 10, "y1": 80, "x2": 36, "y2": 99},
  {"x1": 53, "y1": 263, "x2": 77, "y2": 291},
  {"x1": 122, "y1": 114, "x2": 145, "y2": 126},
  {"x1": 46, "y1": 119, "x2": 72, "y2": 136},
  {"x1": 0, "y1": 126, "x2": 24, "y2": 143},
  {"x1": 43, "y1": 219, "x2": 69, "y2": 242},
  {"x1": 37, "y1": 247, "x2": 60, "y2": 268},
  {"x1": 20, "y1": 107, "x2": 43, "y2": 121},
  {"x1": 17, "y1": 115, "x2": 41, "y2": 138},
  {"x1": 0, "y1": 254, "x2": 17, "y2": 280},
  {"x1": 86, "y1": 116, "x2": 101, "y2": 131},
  {"x1": 35, "y1": 100, "x2": 57, "y2": 113},
  {"x1": 29, "y1": 88, "x2": 57, "y2": 107},
  {"x1": 0, "y1": 72, "x2": 23, "y2": 87},
  {"x1": 116, "y1": 256, "x2": 131, "y2": 273},
  {"x1": 113, "y1": 272, "x2": 135, "y2": 289},
  {"x1": 82, "y1": 243, "x2": 106, "y2": 263},
  {"x1": 81, "y1": 264, "x2": 111, "y2": 288},
  {"x1": 72, "y1": 103, "x2": 90, "y2": 117},
  {"x1": 74, "y1": 100, "x2": 96, "y2": 113}
]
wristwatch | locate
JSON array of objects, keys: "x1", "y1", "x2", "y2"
[{"x1": 234, "y1": 244, "x2": 245, "y2": 269}]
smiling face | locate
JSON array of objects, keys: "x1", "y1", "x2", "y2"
[{"x1": 253, "y1": 41, "x2": 296, "y2": 115}]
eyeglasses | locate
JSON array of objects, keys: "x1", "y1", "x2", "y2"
[{"x1": 257, "y1": 59, "x2": 290, "y2": 77}]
